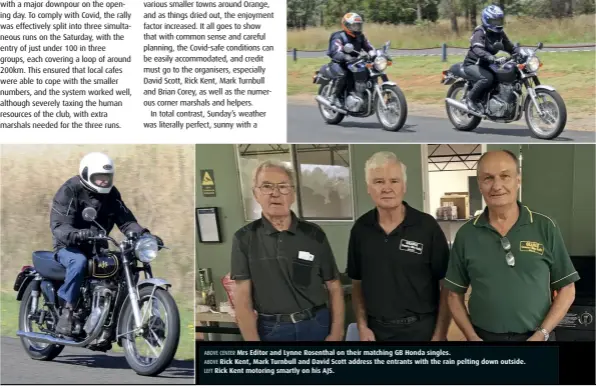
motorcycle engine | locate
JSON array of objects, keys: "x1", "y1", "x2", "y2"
[
  {"x1": 82, "y1": 281, "x2": 114, "y2": 335},
  {"x1": 345, "y1": 92, "x2": 364, "y2": 112},
  {"x1": 487, "y1": 84, "x2": 519, "y2": 119}
]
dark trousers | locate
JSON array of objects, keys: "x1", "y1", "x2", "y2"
[
  {"x1": 56, "y1": 247, "x2": 87, "y2": 305},
  {"x1": 257, "y1": 307, "x2": 331, "y2": 341},
  {"x1": 474, "y1": 325, "x2": 557, "y2": 341},
  {"x1": 464, "y1": 65, "x2": 494, "y2": 102},
  {"x1": 368, "y1": 313, "x2": 437, "y2": 341}
]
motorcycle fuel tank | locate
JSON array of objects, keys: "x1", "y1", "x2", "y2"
[{"x1": 88, "y1": 254, "x2": 119, "y2": 279}]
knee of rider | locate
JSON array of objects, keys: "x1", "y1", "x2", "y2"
[{"x1": 71, "y1": 256, "x2": 87, "y2": 274}]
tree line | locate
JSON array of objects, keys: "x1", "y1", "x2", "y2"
[{"x1": 287, "y1": 0, "x2": 595, "y2": 31}]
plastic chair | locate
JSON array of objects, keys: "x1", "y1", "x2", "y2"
[{"x1": 345, "y1": 322, "x2": 360, "y2": 341}]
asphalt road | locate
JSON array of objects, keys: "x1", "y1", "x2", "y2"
[
  {"x1": 287, "y1": 104, "x2": 595, "y2": 143},
  {"x1": 0, "y1": 337, "x2": 194, "y2": 384},
  {"x1": 288, "y1": 43, "x2": 595, "y2": 58}
]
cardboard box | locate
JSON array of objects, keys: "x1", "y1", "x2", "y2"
[{"x1": 440, "y1": 194, "x2": 470, "y2": 219}]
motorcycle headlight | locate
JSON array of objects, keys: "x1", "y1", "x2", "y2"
[
  {"x1": 135, "y1": 236, "x2": 158, "y2": 263},
  {"x1": 374, "y1": 56, "x2": 388, "y2": 72},
  {"x1": 526, "y1": 56, "x2": 540, "y2": 72}
]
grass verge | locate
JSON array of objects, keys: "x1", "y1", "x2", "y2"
[
  {"x1": 0, "y1": 292, "x2": 195, "y2": 361},
  {"x1": 288, "y1": 15, "x2": 596, "y2": 50},
  {"x1": 288, "y1": 51, "x2": 595, "y2": 120}
]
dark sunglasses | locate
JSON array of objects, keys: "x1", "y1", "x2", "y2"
[{"x1": 501, "y1": 237, "x2": 515, "y2": 267}]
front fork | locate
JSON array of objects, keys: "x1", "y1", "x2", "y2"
[
  {"x1": 524, "y1": 78, "x2": 545, "y2": 115},
  {"x1": 123, "y1": 257, "x2": 143, "y2": 330}
]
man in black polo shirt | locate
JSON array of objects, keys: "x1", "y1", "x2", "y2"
[
  {"x1": 231, "y1": 160, "x2": 345, "y2": 341},
  {"x1": 444, "y1": 150, "x2": 579, "y2": 341},
  {"x1": 347, "y1": 151, "x2": 452, "y2": 341}
]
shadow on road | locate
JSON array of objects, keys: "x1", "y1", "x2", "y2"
[
  {"x1": 473, "y1": 125, "x2": 573, "y2": 141},
  {"x1": 337, "y1": 121, "x2": 418, "y2": 133},
  {"x1": 54, "y1": 355, "x2": 194, "y2": 379}
]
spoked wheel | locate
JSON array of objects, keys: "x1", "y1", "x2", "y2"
[
  {"x1": 317, "y1": 84, "x2": 345, "y2": 125},
  {"x1": 121, "y1": 287, "x2": 180, "y2": 376},
  {"x1": 376, "y1": 85, "x2": 408, "y2": 131},
  {"x1": 446, "y1": 82, "x2": 481, "y2": 131},
  {"x1": 524, "y1": 89, "x2": 567, "y2": 140},
  {"x1": 18, "y1": 282, "x2": 64, "y2": 361}
]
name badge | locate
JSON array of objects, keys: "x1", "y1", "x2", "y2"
[
  {"x1": 399, "y1": 239, "x2": 424, "y2": 255},
  {"x1": 298, "y1": 251, "x2": 314, "y2": 261}
]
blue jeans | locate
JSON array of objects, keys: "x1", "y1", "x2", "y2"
[
  {"x1": 56, "y1": 247, "x2": 87, "y2": 305},
  {"x1": 257, "y1": 307, "x2": 331, "y2": 341}
]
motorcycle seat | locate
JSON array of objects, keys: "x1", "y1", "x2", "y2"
[
  {"x1": 32, "y1": 251, "x2": 66, "y2": 281},
  {"x1": 449, "y1": 62, "x2": 469, "y2": 80}
]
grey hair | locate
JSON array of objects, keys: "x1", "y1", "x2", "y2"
[
  {"x1": 365, "y1": 151, "x2": 407, "y2": 184},
  {"x1": 252, "y1": 159, "x2": 295, "y2": 187}
]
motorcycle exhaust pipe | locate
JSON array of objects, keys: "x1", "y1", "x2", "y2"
[
  {"x1": 17, "y1": 292, "x2": 112, "y2": 347},
  {"x1": 315, "y1": 95, "x2": 347, "y2": 115},
  {"x1": 445, "y1": 98, "x2": 484, "y2": 118}
]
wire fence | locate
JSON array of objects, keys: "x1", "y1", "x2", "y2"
[{"x1": 287, "y1": 43, "x2": 596, "y2": 61}]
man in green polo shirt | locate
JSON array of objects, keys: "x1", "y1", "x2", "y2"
[{"x1": 444, "y1": 150, "x2": 579, "y2": 341}]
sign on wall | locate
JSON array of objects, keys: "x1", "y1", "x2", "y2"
[{"x1": 200, "y1": 169, "x2": 216, "y2": 197}]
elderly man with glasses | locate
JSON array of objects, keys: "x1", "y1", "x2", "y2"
[
  {"x1": 444, "y1": 150, "x2": 579, "y2": 341},
  {"x1": 230, "y1": 160, "x2": 345, "y2": 341}
]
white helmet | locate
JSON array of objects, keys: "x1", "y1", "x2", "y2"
[{"x1": 79, "y1": 152, "x2": 115, "y2": 194}]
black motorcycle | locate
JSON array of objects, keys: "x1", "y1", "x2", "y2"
[
  {"x1": 13, "y1": 207, "x2": 180, "y2": 376},
  {"x1": 442, "y1": 42, "x2": 567, "y2": 140},
  {"x1": 313, "y1": 40, "x2": 408, "y2": 132}
]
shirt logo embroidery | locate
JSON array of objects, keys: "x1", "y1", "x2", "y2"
[
  {"x1": 520, "y1": 241, "x2": 544, "y2": 255},
  {"x1": 399, "y1": 239, "x2": 423, "y2": 255}
]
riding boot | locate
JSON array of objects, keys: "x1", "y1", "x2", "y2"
[
  {"x1": 56, "y1": 305, "x2": 74, "y2": 336},
  {"x1": 466, "y1": 83, "x2": 485, "y2": 114},
  {"x1": 332, "y1": 77, "x2": 346, "y2": 108}
]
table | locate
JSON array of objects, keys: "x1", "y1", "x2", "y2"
[{"x1": 196, "y1": 310, "x2": 241, "y2": 340}]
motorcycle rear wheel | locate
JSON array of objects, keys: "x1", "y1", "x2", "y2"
[
  {"x1": 446, "y1": 82, "x2": 481, "y2": 131},
  {"x1": 18, "y1": 282, "x2": 64, "y2": 361},
  {"x1": 317, "y1": 84, "x2": 345, "y2": 125},
  {"x1": 121, "y1": 287, "x2": 180, "y2": 376}
]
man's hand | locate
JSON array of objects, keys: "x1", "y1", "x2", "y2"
[
  {"x1": 358, "y1": 325, "x2": 376, "y2": 341},
  {"x1": 325, "y1": 331, "x2": 344, "y2": 341},
  {"x1": 76, "y1": 229, "x2": 96, "y2": 243},
  {"x1": 527, "y1": 332, "x2": 546, "y2": 341},
  {"x1": 431, "y1": 334, "x2": 448, "y2": 341}
]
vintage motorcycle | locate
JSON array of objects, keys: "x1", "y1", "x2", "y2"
[
  {"x1": 313, "y1": 40, "x2": 408, "y2": 132},
  {"x1": 13, "y1": 207, "x2": 180, "y2": 376},
  {"x1": 442, "y1": 42, "x2": 567, "y2": 140}
]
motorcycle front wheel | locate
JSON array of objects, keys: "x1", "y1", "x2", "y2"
[
  {"x1": 376, "y1": 85, "x2": 408, "y2": 131},
  {"x1": 120, "y1": 287, "x2": 180, "y2": 376},
  {"x1": 18, "y1": 281, "x2": 64, "y2": 361},
  {"x1": 524, "y1": 89, "x2": 567, "y2": 140},
  {"x1": 317, "y1": 84, "x2": 345, "y2": 125}
]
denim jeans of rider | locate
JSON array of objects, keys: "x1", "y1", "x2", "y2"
[
  {"x1": 56, "y1": 247, "x2": 87, "y2": 305},
  {"x1": 257, "y1": 307, "x2": 331, "y2": 341}
]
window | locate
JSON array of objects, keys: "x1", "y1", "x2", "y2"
[{"x1": 235, "y1": 144, "x2": 354, "y2": 221}]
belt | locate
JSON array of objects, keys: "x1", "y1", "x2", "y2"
[
  {"x1": 369, "y1": 313, "x2": 434, "y2": 325},
  {"x1": 259, "y1": 305, "x2": 325, "y2": 324}
]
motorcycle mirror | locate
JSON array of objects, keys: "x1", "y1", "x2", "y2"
[
  {"x1": 82, "y1": 207, "x2": 97, "y2": 222},
  {"x1": 384, "y1": 41, "x2": 390, "y2": 52},
  {"x1": 537, "y1": 42, "x2": 543, "y2": 50},
  {"x1": 343, "y1": 43, "x2": 354, "y2": 53},
  {"x1": 513, "y1": 42, "x2": 520, "y2": 48}
]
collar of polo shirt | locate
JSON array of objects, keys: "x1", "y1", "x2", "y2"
[
  {"x1": 472, "y1": 201, "x2": 533, "y2": 228},
  {"x1": 366, "y1": 201, "x2": 418, "y2": 229},
  {"x1": 261, "y1": 210, "x2": 299, "y2": 235}
]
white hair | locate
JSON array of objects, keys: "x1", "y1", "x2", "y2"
[
  {"x1": 252, "y1": 159, "x2": 295, "y2": 187},
  {"x1": 365, "y1": 151, "x2": 407, "y2": 184}
]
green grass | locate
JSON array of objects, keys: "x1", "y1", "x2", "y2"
[
  {"x1": 0, "y1": 292, "x2": 195, "y2": 361},
  {"x1": 288, "y1": 15, "x2": 596, "y2": 50},
  {"x1": 288, "y1": 51, "x2": 596, "y2": 115}
]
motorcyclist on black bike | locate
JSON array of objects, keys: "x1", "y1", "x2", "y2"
[
  {"x1": 51, "y1": 152, "x2": 163, "y2": 337},
  {"x1": 463, "y1": 5, "x2": 519, "y2": 114},
  {"x1": 326, "y1": 12, "x2": 375, "y2": 109}
]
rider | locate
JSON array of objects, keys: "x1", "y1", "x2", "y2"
[
  {"x1": 463, "y1": 5, "x2": 518, "y2": 113},
  {"x1": 326, "y1": 12, "x2": 375, "y2": 109},
  {"x1": 50, "y1": 152, "x2": 163, "y2": 336}
]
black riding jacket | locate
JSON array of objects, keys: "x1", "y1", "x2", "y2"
[
  {"x1": 464, "y1": 25, "x2": 516, "y2": 66},
  {"x1": 327, "y1": 31, "x2": 375, "y2": 63},
  {"x1": 50, "y1": 176, "x2": 149, "y2": 255}
]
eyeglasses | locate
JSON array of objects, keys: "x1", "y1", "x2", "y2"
[
  {"x1": 257, "y1": 183, "x2": 294, "y2": 195},
  {"x1": 501, "y1": 237, "x2": 515, "y2": 267}
]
